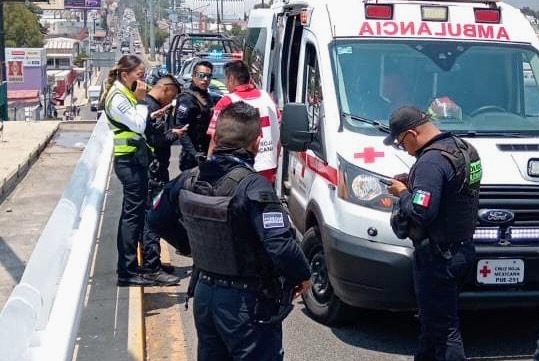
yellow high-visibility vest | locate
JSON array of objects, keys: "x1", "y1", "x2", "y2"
[{"x1": 104, "y1": 83, "x2": 148, "y2": 156}]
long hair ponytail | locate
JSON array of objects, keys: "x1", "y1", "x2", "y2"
[{"x1": 100, "y1": 55, "x2": 143, "y2": 106}]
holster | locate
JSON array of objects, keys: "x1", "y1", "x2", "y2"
[
  {"x1": 185, "y1": 265, "x2": 200, "y2": 310},
  {"x1": 254, "y1": 278, "x2": 294, "y2": 324}
]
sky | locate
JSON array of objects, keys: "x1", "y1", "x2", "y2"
[{"x1": 505, "y1": 0, "x2": 539, "y2": 10}]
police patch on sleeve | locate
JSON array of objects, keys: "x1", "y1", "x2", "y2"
[
  {"x1": 262, "y1": 212, "x2": 285, "y2": 229},
  {"x1": 412, "y1": 190, "x2": 431, "y2": 208},
  {"x1": 177, "y1": 104, "x2": 188, "y2": 114}
]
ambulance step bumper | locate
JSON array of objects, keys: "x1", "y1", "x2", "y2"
[{"x1": 322, "y1": 225, "x2": 416, "y2": 311}]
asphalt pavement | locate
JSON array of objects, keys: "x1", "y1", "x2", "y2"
[{"x1": 153, "y1": 151, "x2": 539, "y2": 361}]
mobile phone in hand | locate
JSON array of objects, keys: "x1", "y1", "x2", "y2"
[{"x1": 379, "y1": 178, "x2": 393, "y2": 186}]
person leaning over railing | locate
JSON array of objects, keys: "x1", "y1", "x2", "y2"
[{"x1": 101, "y1": 54, "x2": 180, "y2": 287}]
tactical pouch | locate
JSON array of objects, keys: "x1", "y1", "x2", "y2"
[
  {"x1": 390, "y1": 201, "x2": 409, "y2": 239},
  {"x1": 129, "y1": 138, "x2": 150, "y2": 166}
]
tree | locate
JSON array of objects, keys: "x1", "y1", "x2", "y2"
[
  {"x1": 4, "y1": 4, "x2": 44, "y2": 47},
  {"x1": 73, "y1": 51, "x2": 89, "y2": 67},
  {"x1": 154, "y1": 27, "x2": 168, "y2": 51}
]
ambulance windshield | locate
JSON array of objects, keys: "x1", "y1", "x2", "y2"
[{"x1": 333, "y1": 40, "x2": 539, "y2": 135}]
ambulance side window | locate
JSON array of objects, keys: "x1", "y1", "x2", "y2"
[
  {"x1": 281, "y1": 15, "x2": 302, "y2": 102},
  {"x1": 303, "y1": 43, "x2": 324, "y2": 154},
  {"x1": 244, "y1": 27, "x2": 267, "y2": 88}
]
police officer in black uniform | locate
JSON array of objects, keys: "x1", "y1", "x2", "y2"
[
  {"x1": 148, "y1": 101, "x2": 311, "y2": 360},
  {"x1": 145, "y1": 74, "x2": 183, "y2": 183},
  {"x1": 384, "y1": 106, "x2": 482, "y2": 361},
  {"x1": 141, "y1": 75, "x2": 186, "y2": 279},
  {"x1": 172, "y1": 60, "x2": 217, "y2": 171}
]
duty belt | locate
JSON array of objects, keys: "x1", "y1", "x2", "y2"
[
  {"x1": 415, "y1": 239, "x2": 472, "y2": 260},
  {"x1": 198, "y1": 272, "x2": 261, "y2": 292}
]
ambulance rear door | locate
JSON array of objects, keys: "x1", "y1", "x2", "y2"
[{"x1": 245, "y1": 9, "x2": 276, "y2": 92}]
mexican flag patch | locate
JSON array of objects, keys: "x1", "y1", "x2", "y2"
[{"x1": 412, "y1": 190, "x2": 432, "y2": 208}]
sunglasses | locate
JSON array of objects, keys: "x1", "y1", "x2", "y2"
[
  {"x1": 393, "y1": 131, "x2": 410, "y2": 150},
  {"x1": 195, "y1": 72, "x2": 213, "y2": 80}
]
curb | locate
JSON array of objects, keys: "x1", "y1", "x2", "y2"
[
  {"x1": 127, "y1": 245, "x2": 146, "y2": 361},
  {"x1": 0, "y1": 123, "x2": 60, "y2": 203}
]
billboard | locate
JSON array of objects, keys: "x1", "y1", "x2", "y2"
[
  {"x1": 64, "y1": 0, "x2": 101, "y2": 8},
  {"x1": 7, "y1": 61, "x2": 24, "y2": 83},
  {"x1": 6, "y1": 48, "x2": 46, "y2": 67}
]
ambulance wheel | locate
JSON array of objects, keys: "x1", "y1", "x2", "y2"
[{"x1": 301, "y1": 226, "x2": 356, "y2": 325}]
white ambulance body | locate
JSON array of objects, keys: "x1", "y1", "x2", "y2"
[{"x1": 245, "y1": 0, "x2": 539, "y2": 325}]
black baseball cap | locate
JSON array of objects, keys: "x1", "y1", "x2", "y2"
[{"x1": 383, "y1": 105, "x2": 430, "y2": 146}]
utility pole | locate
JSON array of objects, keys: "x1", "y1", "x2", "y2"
[
  {"x1": 149, "y1": 0, "x2": 155, "y2": 61},
  {"x1": 216, "y1": 0, "x2": 220, "y2": 35}
]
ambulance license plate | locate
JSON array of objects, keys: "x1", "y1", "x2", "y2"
[{"x1": 476, "y1": 259, "x2": 524, "y2": 285}]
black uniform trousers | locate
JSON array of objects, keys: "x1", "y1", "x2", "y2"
[
  {"x1": 114, "y1": 155, "x2": 148, "y2": 279},
  {"x1": 413, "y1": 242, "x2": 475, "y2": 361},
  {"x1": 141, "y1": 145, "x2": 171, "y2": 272},
  {"x1": 154, "y1": 145, "x2": 171, "y2": 183},
  {"x1": 194, "y1": 281, "x2": 284, "y2": 361}
]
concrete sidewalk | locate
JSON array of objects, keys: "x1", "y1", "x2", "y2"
[{"x1": 0, "y1": 120, "x2": 61, "y2": 202}]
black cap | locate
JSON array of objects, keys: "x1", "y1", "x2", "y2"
[{"x1": 383, "y1": 105, "x2": 429, "y2": 146}]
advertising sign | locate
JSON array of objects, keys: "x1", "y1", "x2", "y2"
[
  {"x1": 7, "y1": 61, "x2": 24, "y2": 83},
  {"x1": 6, "y1": 48, "x2": 46, "y2": 67},
  {"x1": 65, "y1": 0, "x2": 101, "y2": 8}
]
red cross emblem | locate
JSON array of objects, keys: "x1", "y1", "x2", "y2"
[
  {"x1": 479, "y1": 265, "x2": 491, "y2": 278},
  {"x1": 354, "y1": 147, "x2": 385, "y2": 163}
]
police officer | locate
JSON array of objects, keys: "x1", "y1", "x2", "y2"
[
  {"x1": 145, "y1": 75, "x2": 183, "y2": 183},
  {"x1": 142, "y1": 75, "x2": 185, "y2": 278},
  {"x1": 172, "y1": 60, "x2": 217, "y2": 171},
  {"x1": 103, "y1": 55, "x2": 179, "y2": 287},
  {"x1": 384, "y1": 105, "x2": 481, "y2": 361},
  {"x1": 148, "y1": 101, "x2": 311, "y2": 360}
]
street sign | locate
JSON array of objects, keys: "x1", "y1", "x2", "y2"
[{"x1": 91, "y1": 52, "x2": 115, "y2": 67}]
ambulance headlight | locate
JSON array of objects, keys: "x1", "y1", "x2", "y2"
[{"x1": 337, "y1": 156, "x2": 395, "y2": 212}]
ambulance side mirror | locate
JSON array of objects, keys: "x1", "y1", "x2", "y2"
[{"x1": 280, "y1": 103, "x2": 312, "y2": 152}]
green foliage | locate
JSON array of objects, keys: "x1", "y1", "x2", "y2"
[
  {"x1": 4, "y1": 4, "x2": 44, "y2": 47},
  {"x1": 154, "y1": 27, "x2": 168, "y2": 51},
  {"x1": 73, "y1": 51, "x2": 89, "y2": 67}
]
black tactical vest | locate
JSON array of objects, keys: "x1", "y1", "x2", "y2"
[
  {"x1": 181, "y1": 89, "x2": 213, "y2": 152},
  {"x1": 411, "y1": 135, "x2": 482, "y2": 245},
  {"x1": 179, "y1": 166, "x2": 264, "y2": 277}
]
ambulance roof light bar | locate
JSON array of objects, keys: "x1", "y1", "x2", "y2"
[
  {"x1": 474, "y1": 8, "x2": 501, "y2": 23},
  {"x1": 365, "y1": 4, "x2": 393, "y2": 20},
  {"x1": 364, "y1": 0, "x2": 500, "y2": 9}
]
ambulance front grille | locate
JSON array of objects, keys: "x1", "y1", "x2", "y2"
[{"x1": 479, "y1": 185, "x2": 539, "y2": 226}]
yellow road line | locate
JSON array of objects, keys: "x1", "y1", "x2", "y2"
[
  {"x1": 127, "y1": 246, "x2": 145, "y2": 361},
  {"x1": 144, "y1": 241, "x2": 189, "y2": 360}
]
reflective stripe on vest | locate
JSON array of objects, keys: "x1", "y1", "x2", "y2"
[{"x1": 105, "y1": 83, "x2": 146, "y2": 156}]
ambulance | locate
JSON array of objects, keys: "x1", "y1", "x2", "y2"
[{"x1": 245, "y1": 0, "x2": 539, "y2": 325}]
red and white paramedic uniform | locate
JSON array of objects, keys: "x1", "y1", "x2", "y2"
[{"x1": 207, "y1": 83, "x2": 280, "y2": 183}]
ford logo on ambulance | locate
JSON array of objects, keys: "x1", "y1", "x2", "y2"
[{"x1": 478, "y1": 209, "x2": 515, "y2": 225}]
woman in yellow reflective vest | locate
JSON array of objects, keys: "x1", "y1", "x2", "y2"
[{"x1": 102, "y1": 55, "x2": 180, "y2": 287}]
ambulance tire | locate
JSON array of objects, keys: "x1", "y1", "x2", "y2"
[{"x1": 301, "y1": 226, "x2": 356, "y2": 325}]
